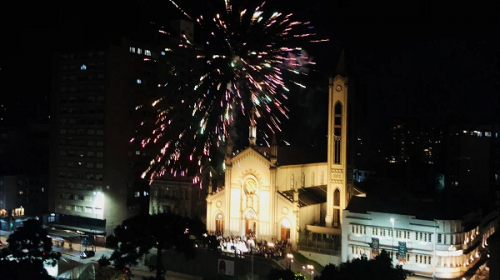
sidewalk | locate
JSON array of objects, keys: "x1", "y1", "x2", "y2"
[{"x1": 275, "y1": 255, "x2": 311, "y2": 275}]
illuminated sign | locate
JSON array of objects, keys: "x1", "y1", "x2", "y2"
[{"x1": 436, "y1": 246, "x2": 463, "y2": 257}]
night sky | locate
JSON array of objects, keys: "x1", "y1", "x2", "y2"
[{"x1": 3, "y1": 0, "x2": 500, "y2": 145}]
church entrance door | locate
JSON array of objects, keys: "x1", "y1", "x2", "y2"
[
  {"x1": 216, "y1": 219, "x2": 224, "y2": 234},
  {"x1": 215, "y1": 213, "x2": 224, "y2": 234},
  {"x1": 280, "y1": 219, "x2": 291, "y2": 241},
  {"x1": 280, "y1": 227, "x2": 290, "y2": 241},
  {"x1": 245, "y1": 219, "x2": 256, "y2": 235},
  {"x1": 244, "y1": 209, "x2": 257, "y2": 235}
]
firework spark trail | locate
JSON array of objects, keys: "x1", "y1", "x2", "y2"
[
  {"x1": 167, "y1": 0, "x2": 192, "y2": 20},
  {"x1": 132, "y1": 0, "x2": 328, "y2": 183}
]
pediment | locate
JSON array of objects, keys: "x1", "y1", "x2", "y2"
[{"x1": 231, "y1": 147, "x2": 271, "y2": 167}]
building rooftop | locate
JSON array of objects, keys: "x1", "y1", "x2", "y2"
[
  {"x1": 346, "y1": 192, "x2": 482, "y2": 221},
  {"x1": 282, "y1": 185, "x2": 327, "y2": 207},
  {"x1": 256, "y1": 145, "x2": 326, "y2": 166}
]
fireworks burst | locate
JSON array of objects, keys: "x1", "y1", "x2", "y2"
[{"x1": 132, "y1": 1, "x2": 329, "y2": 185}]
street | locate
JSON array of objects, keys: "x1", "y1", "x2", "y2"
[
  {"x1": 52, "y1": 243, "x2": 157, "y2": 279},
  {"x1": 1, "y1": 233, "x2": 158, "y2": 280}
]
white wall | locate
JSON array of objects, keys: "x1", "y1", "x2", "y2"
[
  {"x1": 276, "y1": 164, "x2": 327, "y2": 192},
  {"x1": 298, "y1": 250, "x2": 340, "y2": 267},
  {"x1": 299, "y1": 205, "x2": 321, "y2": 231}
]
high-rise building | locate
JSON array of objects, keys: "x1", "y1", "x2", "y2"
[
  {"x1": 444, "y1": 124, "x2": 500, "y2": 200},
  {"x1": 0, "y1": 122, "x2": 50, "y2": 225},
  {"x1": 48, "y1": 20, "x2": 203, "y2": 235},
  {"x1": 149, "y1": 177, "x2": 208, "y2": 221},
  {"x1": 387, "y1": 119, "x2": 444, "y2": 165}
]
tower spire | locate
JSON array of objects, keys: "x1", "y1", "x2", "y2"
[
  {"x1": 249, "y1": 107, "x2": 257, "y2": 146},
  {"x1": 325, "y1": 50, "x2": 349, "y2": 228},
  {"x1": 226, "y1": 133, "x2": 233, "y2": 156},
  {"x1": 270, "y1": 132, "x2": 278, "y2": 164},
  {"x1": 335, "y1": 49, "x2": 346, "y2": 77}
]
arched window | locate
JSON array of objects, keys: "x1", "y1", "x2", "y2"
[
  {"x1": 335, "y1": 102, "x2": 342, "y2": 114},
  {"x1": 320, "y1": 172, "x2": 324, "y2": 185},
  {"x1": 334, "y1": 189, "x2": 340, "y2": 206},
  {"x1": 290, "y1": 174, "x2": 294, "y2": 190},
  {"x1": 311, "y1": 172, "x2": 315, "y2": 186},
  {"x1": 301, "y1": 173, "x2": 305, "y2": 187}
]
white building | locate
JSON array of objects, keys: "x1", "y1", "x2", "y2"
[{"x1": 342, "y1": 195, "x2": 499, "y2": 278}]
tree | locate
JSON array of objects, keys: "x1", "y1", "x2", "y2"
[
  {"x1": 95, "y1": 265, "x2": 132, "y2": 280},
  {"x1": 318, "y1": 250, "x2": 408, "y2": 280},
  {"x1": 316, "y1": 264, "x2": 340, "y2": 280},
  {"x1": 0, "y1": 219, "x2": 61, "y2": 280},
  {"x1": 110, "y1": 213, "x2": 205, "y2": 280},
  {"x1": 267, "y1": 269, "x2": 307, "y2": 280},
  {"x1": 267, "y1": 268, "x2": 295, "y2": 280},
  {"x1": 106, "y1": 234, "x2": 118, "y2": 249},
  {"x1": 98, "y1": 255, "x2": 111, "y2": 267}
]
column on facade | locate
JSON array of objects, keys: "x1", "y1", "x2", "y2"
[
  {"x1": 270, "y1": 166, "x2": 277, "y2": 240},
  {"x1": 325, "y1": 77, "x2": 335, "y2": 227},
  {"x1": 224, "y1": 158, "x2": 232, "y2": 235}
]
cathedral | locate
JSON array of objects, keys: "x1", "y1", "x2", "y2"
[
  {"x1": 204, "y1": 51, "x2": 499, "y2": 278},
  {"x1": 206, "y1": 51, "x2": 362, "y2": 252}
]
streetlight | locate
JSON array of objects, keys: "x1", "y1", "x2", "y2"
[
  {"x1": 286, "y1": 253, "x2": 294, "y2": 270},
  {"x1": 390, "y1": 218, "x2": 395, "y2": 263},
  {"x1": 306, "y1": 265, "x2": 314, "y2": 280}
]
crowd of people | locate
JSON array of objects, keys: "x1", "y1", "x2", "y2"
[{"x1": 206, "y1": 231, "x2": 290, "y2": 259}]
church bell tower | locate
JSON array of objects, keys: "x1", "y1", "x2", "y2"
[{"x1": 325, "y1": 50, "x2": 349, "y2": 227}]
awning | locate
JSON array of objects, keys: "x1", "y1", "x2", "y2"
[
  {"x1": 47, "y1": 229, "x2": 82, "y2": 239},
  {"x1": 282, "y1": 185, "x2": 327, "y2": 207},
  {"x1": 47, "y1": 223, "x2": 105, "y2": 235}
]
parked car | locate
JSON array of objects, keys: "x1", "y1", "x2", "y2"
[{"x1": 80, "y1": 250, "x2": 96, "y2": 259}]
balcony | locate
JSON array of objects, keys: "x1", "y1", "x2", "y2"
[
  {"x1": 298, "y1": 229, "x2": 341, "y2": 256},
  {"x1": 348, "y1": 234, "x2": 435, "y2": 252}
]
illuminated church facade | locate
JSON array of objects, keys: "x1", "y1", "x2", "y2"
[
  {"x1": 206, "y1": 52, "x2": 359, "y2": 257},
  {"x1": 205, "y1": 52, "x2": 499, "y2": 278}
]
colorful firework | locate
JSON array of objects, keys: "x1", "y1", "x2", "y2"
[{"x1": 132, "y1": 1, "x2": 329, "y2": 185}]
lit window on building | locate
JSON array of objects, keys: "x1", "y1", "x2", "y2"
[
  {"x1": 137, "y1": 48, "x2": 142, "y2": 54},
  {"x1": 136, "y1": 79, "x2": 142, "y2": 84},
  {"x1": 130, "y1": 47, "x2": 136, "y2": 53},
  {"x1": 145, "y1": 50, "x2": 151, "y2": 56},
  {"x1": 161, "y1": 51, "x2": 166, "y2": 55},
  {"x1": 80, "y1": 64, "x2": 87, "y2": 70},
  {"x1": 135, "y1": 191, "x2": 140, "y2": 197}
]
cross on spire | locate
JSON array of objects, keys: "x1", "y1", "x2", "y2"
[
  {"x1": 249, "y1": 107, "x2": 257, "y2": 146},
  {"x1": 251, "y1": 107, "x2": 256, "y2": 126}
]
